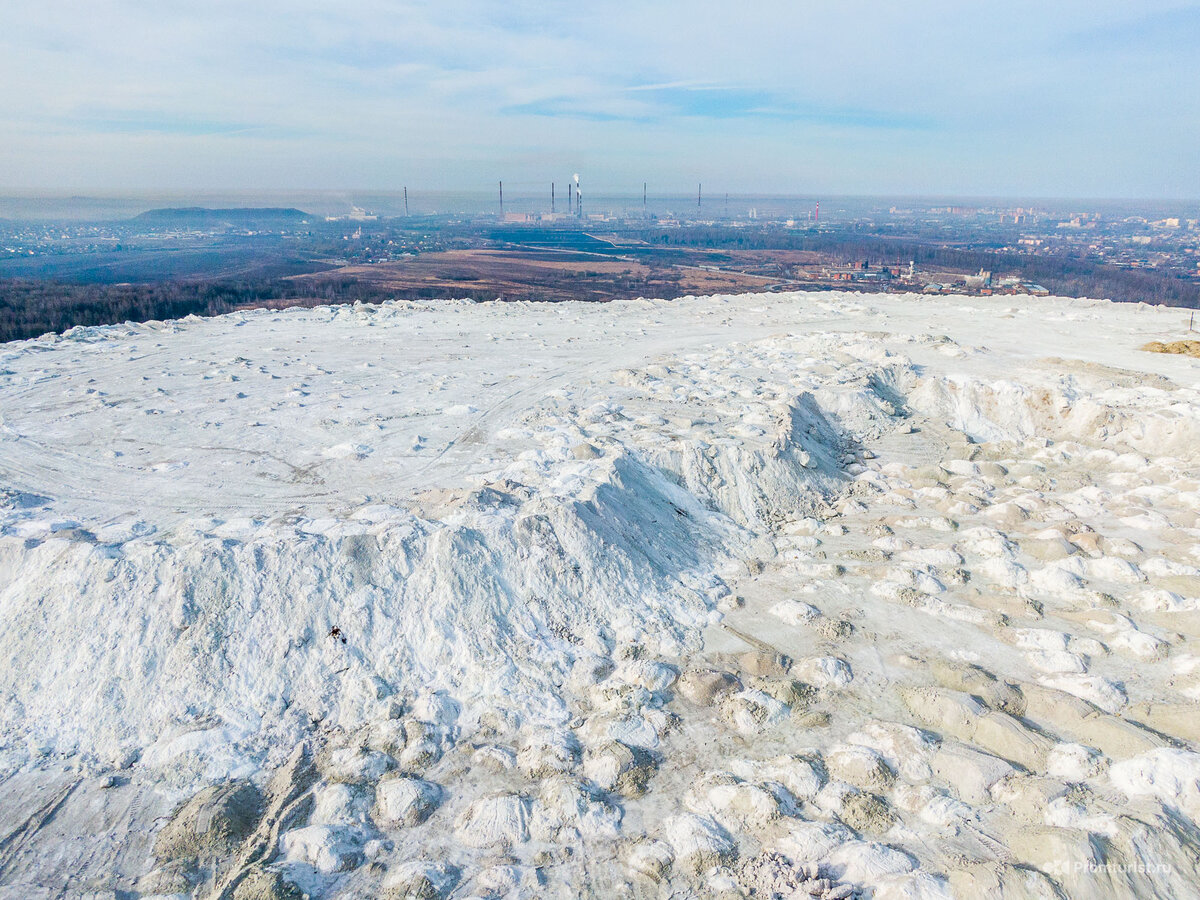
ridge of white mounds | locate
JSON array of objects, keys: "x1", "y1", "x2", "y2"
[{"x1": 4, "y1": 293, "x2": 1200, "y2": 897}]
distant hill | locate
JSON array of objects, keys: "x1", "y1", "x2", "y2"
[{"x1": 132, "y1": 207, "x2": 312, "y2": 227}]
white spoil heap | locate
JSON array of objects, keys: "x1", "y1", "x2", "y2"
[{"x1": 1, "y1": 291, "x2": 1199, "y2": 899}]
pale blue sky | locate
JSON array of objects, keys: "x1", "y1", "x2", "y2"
[{"x1": 1, "y1": 1, "x2": 1197, "y2": 197}]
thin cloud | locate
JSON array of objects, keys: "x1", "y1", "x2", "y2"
[
  {"x1": 0, "y1": 0, "x2": 1194, "y2": 195},
  {"x1": 508, "y1": 85, "x2": 933, "y2": 130}
]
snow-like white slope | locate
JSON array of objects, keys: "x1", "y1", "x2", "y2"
[
  {"x1": 0, "y1": 296, "x2": 858, "y2": 772},
  {"x1": 2, "y1": 291, "x2": 1200, "y2": 899}
]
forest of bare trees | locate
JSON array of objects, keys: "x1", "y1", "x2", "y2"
[
  {"x1": 4, "y1": 223, "x2": 1197, "y2": 343},
  {"x1": 636, "y1": 228, "x2": 1200, "y2": 309},
  {"x1": 0, "y1": 278, "x2": 395, "y2": 342}
]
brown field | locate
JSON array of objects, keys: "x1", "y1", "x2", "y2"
[{"x1": 288, "y1": 248, "x2": 810, "y2": 303}]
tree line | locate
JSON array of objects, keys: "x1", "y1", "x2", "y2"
[
  {"x1": 632, "y1": 227, "x2": 1200, "y2": 309},
  {"x1": 0, "y1": 277, "x2": 395, "y2": 343},
  {"x1": 4, "y1": 227, "x2": 1197, "y2": 343}
]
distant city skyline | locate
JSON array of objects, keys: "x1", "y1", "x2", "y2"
[{"x1": 2, "y1": 1, "x2": 1198, "y2": 198}]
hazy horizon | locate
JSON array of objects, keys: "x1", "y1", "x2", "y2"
[
  {"x1": 2, "y1": 2, "x2": 1198, "y2": 200},
  {"x1": 2, "y1": 190, "x2": 1199, "y2": 223}
]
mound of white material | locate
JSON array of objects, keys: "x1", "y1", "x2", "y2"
[
  {"x1": 0, "y1": 296, "x2": 861, "y2": 772},
  {"x1": 4, "y1": 290, "x2": 1200, "y2": 899}
]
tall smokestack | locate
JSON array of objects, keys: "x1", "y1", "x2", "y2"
[
  {"x1": 404, "y1": 186, "x2": 408, "y2": 216},
  {"x1": 568, "y1": 178, "x2": 573, "y2": 214},
  {"x1": 574, "y1": 173, "x2": 581, "y2": 218},
  {"x1": 815, "y1": 201, "x2": 819, "y2": 224},
  {"x1": 499, "y1": 181, "x2": 504, "y2": 217},
  {"x1": 552, "y1": 182, "x2": 555, "y2": 214},
  {"x1": 643, "y1": 182, "x2": 647, "y2": 215},
  {"x1": 698, "y1": 183, "x2": 702, "y2": 210}
]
